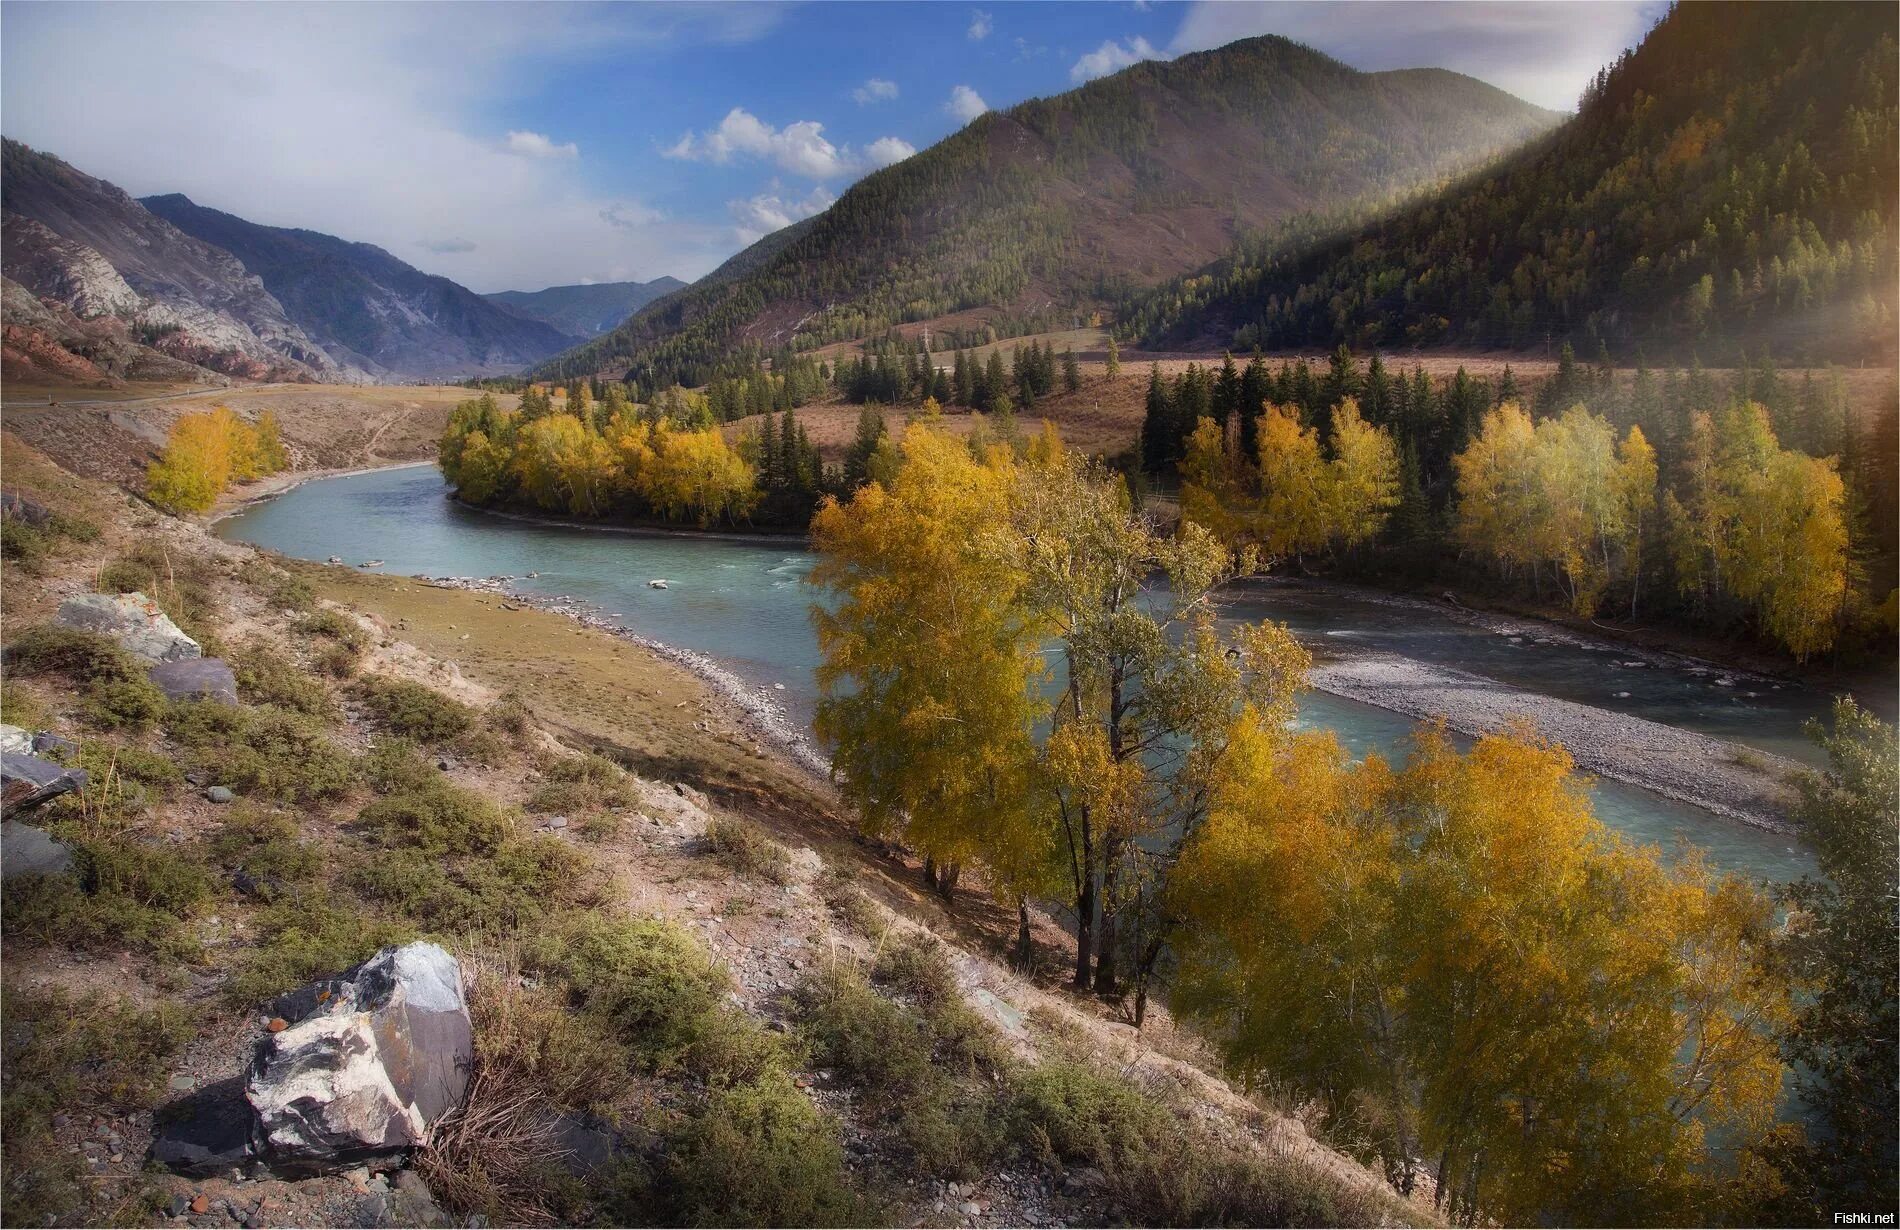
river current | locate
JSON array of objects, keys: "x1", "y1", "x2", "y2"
[{"x1": 218, "y1": 464, "x2": 1826, "y2": 883}]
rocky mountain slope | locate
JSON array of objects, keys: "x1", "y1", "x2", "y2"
[
  {"x1": 530, "y1": 36, "x2": 1560, "y2": 386},
  {"x1": 484, "y1": 277, "x2": 685, "y2": 340},
  {"x1": 1, "y1": 140, "x2": 352, "y2": 384},
  {"x1": 141, "y1": 194, "x2": 577, "y2": 381},
  {"x1": 1121, "y1": 2, "x2": 1899, "y2": 360}
]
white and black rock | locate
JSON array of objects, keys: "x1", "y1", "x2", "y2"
[
  {"x1": 149, "y1": 658, "x2": 239, "y2": 705},
  {"x1": 0, "y1": 724, "x2": 33, "y2": 755},
  {"x1": 1, "y1": 751, "x2": 89, "y2": 814},
  {"x1": 247, "y1": 942, "x2": 473, "y2": 1173},
  {"x1": 1, "y1": 819, "x2": 74, "y2": 879},
  {"x1": 53, "y1": 592, "x2": 202, "y2": 664}
]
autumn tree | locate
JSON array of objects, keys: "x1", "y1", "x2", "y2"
[{"x1": 146, "y1": 406, "x2": 284, "y2": 514}]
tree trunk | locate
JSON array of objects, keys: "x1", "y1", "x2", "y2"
[
  {"x1": 1073, "y1": 870, "x2": 1095, "y2": 991},
  {"x1": 1095, "y1": 845, "x2": 1120, "y2": 997},
  {"x1": 1014, "y1": 898, "x2": 1034, "y2": 970},
  {"x1": 923, "y1": 855, "x2": 938, "y2": 893},
  {"x1": 935, "y1": 860, "x2": 960, "y2": 902}
]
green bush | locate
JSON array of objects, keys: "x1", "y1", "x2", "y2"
[
  {"x1": 166, "y1": 703, "x2": 356, "y2": 802},
  {"x1": 872, "y1": 931, "x2": 960, "y2": 1008},
  {"x1": 528, "y1": 753, "x2": 637, "y2": 815},
  {"x1": 354, "y1": 678, "x2": 476, "y2": 743},
  {"x1": 206, "y1": 807, "x2": 321, "y2": 891},
  {"x1": 5, "y1": 626, "x2": 169, "y2": 729},
  {"x1": 1, "y1": 508, "x2": 98, "y2": 575},
  {"x1": 300, "y1": 609, "x2": 367, "y2": 677},
  {"x1": 1, "y1": 838, "x2": 211, "y2": 965},
  {"x1": 233, "y1": 643, "x2": 336, "y2": 718},
  {"x1": 360, "y1": 781, "x2": 512, "y2": 855},
  {"x1": 363, "y1": 737, "x2": 439, "y2": 794},
  {"x1": 72, "y1": 739, "x2": 183, "y2": 789},
  {"x1": 817, "y1": 866, "x2": 882, "y2": 936},
  {"x1": 96, "y1": 543, "x2": 219, "y2": 642},
  {"x1": 0, "y1": 679, "x2": 51, "y2": 729},
  {"x1": 525, "y1": 912, "x2": 734, "y2": 1076},
  {"x1": 228, "y1": 894, "x2": 412, "y2": 1006},
  {"x1": 607, "y1": 1070, "x2": 869, "y2": 1228},
  {"x1": 352, "y1": 837, "x2": 594, "y2": 940},
  {"x1": 704, "y1": 815, "x2": 791, "y2": 884}
]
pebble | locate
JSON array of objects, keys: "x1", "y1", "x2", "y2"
[
  {"x1": 205, "y1": 786, "x2": 235, "y2": 804},
  {"x1": 168, "y1": 1074, "x2": 196, "y2": 1092},
  {"x1": 190, "y1": 1195, "x2": 209, "y2": 1215}
]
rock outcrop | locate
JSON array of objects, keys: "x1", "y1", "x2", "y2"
[
  {"x1": 54, "y1": 592, "x2": 201, "y2": 664},
  {"x1": 1, "y1": 818, "x2": 74, "y2": 878},
  {"x1": 148, "y1": 657, "x2": 239, "y2": 705},
  {"x1": 1, "y1": 751, "x2": 88, "y2": 813},
  {"x1": 247, "y1": 942, "x2": 474, "y2": 1172}
]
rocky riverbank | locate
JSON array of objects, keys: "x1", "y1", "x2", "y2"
[{"x1": 1311, "y1": 650, "x2": 1805, "y2": 833}]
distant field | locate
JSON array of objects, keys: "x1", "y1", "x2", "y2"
[{"x1": 0, "y1": 382, "x2": 500, "y2": 492}]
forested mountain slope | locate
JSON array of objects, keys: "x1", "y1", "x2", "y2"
[
  {"x1": 1122, "y1": 2, "x2": 1898, "y2": 361},
  {"x1": 531, "y1": 36, "x2": 1559, "y2": 386},
  {"x1": 142, "y1": 194, "x2": 576, "y2": 381},
  {"x1": 485, "y1": 277, "x2": 686, "y2": 340}
]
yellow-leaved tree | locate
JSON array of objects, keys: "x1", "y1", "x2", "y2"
[{"x1": 146, "y1": 406, "x2": 284, "y2": 514}]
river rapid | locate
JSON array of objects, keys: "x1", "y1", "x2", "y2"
[{"x1": 218, "y1": 463, "x2": 1833, "y2": 884}]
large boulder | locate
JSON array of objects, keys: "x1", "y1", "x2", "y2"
[
  {"x1": 1, "y1": 751, "x2": 88, "y2": 814},
  {"x1": 1, "y1": 819, "x2": 74, "y2": 879},
  {"x1": 148, "y1": 657, "x2": 239, "y2": 705},
  {"x1": 0, "y1": 724, "x2": 32, "y2": 755},
  {"x1": 247, "y1": 942, "x2": 473, "y2": 1172},
  {"x1": 52, "y1": 592, "x2": 201, "y2": 664}
]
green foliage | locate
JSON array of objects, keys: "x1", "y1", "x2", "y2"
[
  {"x1": 351, "y1": 837, "x2": 595, "y2": 940},
  {"x1": 527, "y1": 752, "x2": 637, "y2": 815},
  {"x1": 359, "y1": 781, "x2": 512, "y2": 855},
  {"x1": 2, "y1": 835, "x2": 212, "y2": 965},
  {"x1": 233, "y1": 642, "x2": 336, "y2": 717},
  {"x1": 353, "y1": 677, "x2": 476, "y2": 743},
  {"x1": 206, "y1": 806, "x2": 322, "y2": 891},
  {"x1": 363, "y1": 737, "x2": 439, "y2": 794},
  {"x1": 703, "y1": 815, "x2": 790, "y2": 884},
  {"x1": 0, "y1": 506, "x2": 98, "y2": 575},
  {"x1": 5, "y1": 625, "x2": 168, "y2": 729},
  {"x1": 524, "y1": 912, "x2": 736, "y2": 1078},
  {"x1": 299, "y1": 608, "x2": 369, "y2": 676},
  {"x1": 165, "y1": 702, "x2": 356, "y2": 802}
]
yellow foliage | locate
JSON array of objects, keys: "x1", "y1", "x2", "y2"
[{"x1": 145, "y1": 405, "x2": 285, "y2": 514}]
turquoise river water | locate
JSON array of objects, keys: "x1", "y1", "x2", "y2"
[{"x1": 218, "y1": 464, "x2": 1831, "y2": 884}]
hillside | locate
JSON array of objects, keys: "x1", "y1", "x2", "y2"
[
  {"x1": 530, "y1": 36, "x2": 1559, "y2": 386},
  {"x1": 141, "y1": 194, "x2": 577, "y2": 381},
  {"x1": 1122, "y1": 2, "x2": 1899, "y2": 360},
  {"x1": 485, "y1": 277, "x2": 686, "y2": 340},
  {"x1": 1, "y1": 140, "x2": 352, "y2": 383}
]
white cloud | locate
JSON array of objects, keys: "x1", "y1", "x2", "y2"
[
  {"x1": 863, "y1": 136, "x2": 917, "y2": 168},
  {"x1": 1070, "y1": 36, "x2": 1161, "y2": 82},
  {"x1": 504, "y1": 130, "x2": 578, "y2": 160},
  {"x1": 1166, "y1": 0, "x2": 1662, "y2": 111},
  {"x1": 852, "y1": 76, "x2": 899, "y2": 104},
  {"x1": 944, "y1": 84, "x2": 989, "y2": 123},
  {"x1": 967, "y1": 9, "x2": 993, "y2": 40},
  {"x1": 728, "y1": 185, "x2": 835, "y2": 245},
  {"x1": 0, "y1": 3, "x2": 752, "y2": 290},
  {"x1": 665, "y1": 107, "x2": 852, "y2": 178}
]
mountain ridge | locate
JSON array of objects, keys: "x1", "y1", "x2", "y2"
[
  {"x1": 528, "y1": 35, "x2": 1560, "y2": 385},
  {"x1": 485, "y1": 277, "x2": 686, "y2": 340}
]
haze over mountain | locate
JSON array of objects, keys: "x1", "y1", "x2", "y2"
[
  {"x1": 484, "y1": 278, "x2": 686, "y2": 341},
  {"x1": 2, "y1": 138, "x2": 352, "y2": 384},
  {"x1": 1122, "y1": 2, "x2": 1898, "y2": 361},
  {"x1": 140, "y1": 193, "x2": 578, "y2": 381},
  {"x1": 530, "y1": 35, "x2": 1560, "y2": 386}
]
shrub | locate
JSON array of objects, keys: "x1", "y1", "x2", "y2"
[
  {"x1": 228, "y1": 894, "x2": 411, "y2": 1006},
  {"x1": 608, "y1": 1070, "x2": 869, "y2": 1228},
  {"x1": 704, "y1": 815, "x2": 791, "y2": 884},
  {"x1": 486, "y1": 690, "x2": 534, "y2": 739},
  {"x1": 93, "y1": 542, "x2": 219, "y2": 642},
  {"x1": 206, "y1": 807, "x2": 322, "y2": 891},
  {"x1": 363, "y1": 737, "x2": 438, "y2": 794},
  {"x1": 528, "y1": 752, "x2": 637, "y2": 815},
  {"x1": 360, "y1": 781, "x2": 512, "y2": 855},
  {"x1": 0, "y1": 679, "x2": 51, "y2": 729},
  {"x1": 872, "y1": 931, "x2": 959, "y2": 1009},
  {"x1": 817, "y1": 866, "x2": 882, "y2": 936},
  {"x1": 1, "y1": 508, "x2": 98, "y2": 575},
  {"x1": 525, "y1": 912, "x2": 732, "y2": 1076},
  {"x1": 1, "y1": 989, "x2": 190, "y2": 1227},
  {"x1": 302, "y1": 610, "x2": 370, "y2": 678},
  {"x1": 351, "y1": 837, "x2": 595, "y2": 940},
  {"x1": 166, "y1": 703, "x2": 356, "y2": 802},
  {"x1": 72, "y1": 739, "x2": 183, "y2": 789},
  {"x1": 1, "y1": 838, "x2": 211, "y2": 965},
  {"x1": 232, "y1": 643, "x2": 335, "y2": 718},
  {"x1": 354, "y1": 678, "x2": 476, "y2": 743},
  {"x1": 84, "y1": 676, "x2": 170, "y2": 730},
  {"x1": 5, "y1": 628, "x2": 176, "y2": 732}
]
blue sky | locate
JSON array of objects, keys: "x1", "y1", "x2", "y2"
[{"x1": 2, "y1": 1, "x2": 1664, "y2": 293}]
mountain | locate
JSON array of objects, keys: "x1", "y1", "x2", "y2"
[
  {"x1": 530, "y1": 36, "x2": 1561, "y2": 385},
  {"x1": 1122, "y1": 2, "x2": 1899, "y2": 361},
  {"x1": 485, "y1": 278, "x2": 686, "y2": 340},
  {"x1": 141, "y1": 194, "x2": 575, "y2": 381},
  {"x1": 2, "y1": 139, "x2": 352, "y2": 383}
]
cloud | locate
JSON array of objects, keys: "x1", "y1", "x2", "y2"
[
  {"x1": 599, "y1": 201, "x2": 663, "y2": 230},
  {"x1": 967, "y1": 9, "x2": 993, "y2": 40},
  {"x1": 665, "y1": 107, "x2": 854, "y2": 178},
  {"x1": 1070, "y1": 36, "x2": 1161, "y2": 82},
  {"x1": 728, "y1": 185, "x2": 835, "y2": 244},
  {"x1": 852, "y1": 76, "x2": 899, "y2": 104},
  {"x1": 0, "y1": 3, "x2": 751, "y2": 290},
  {"x1": 503, "y1": 130, "x2": 578, "y2": 160},
  {"x1": 944, "y1": 84, "x2": 989, "y2": 123},
  {"x1": 863, "y1": 136, "x2": 917, "y2": 168},
  {"x1": 1166, "y1": 0, "x2": 1663, "y2": 111}
]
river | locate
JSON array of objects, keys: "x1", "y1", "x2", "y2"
[{"x1": 218, "y1": 463, "x2": 1826, "y2": 883}]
